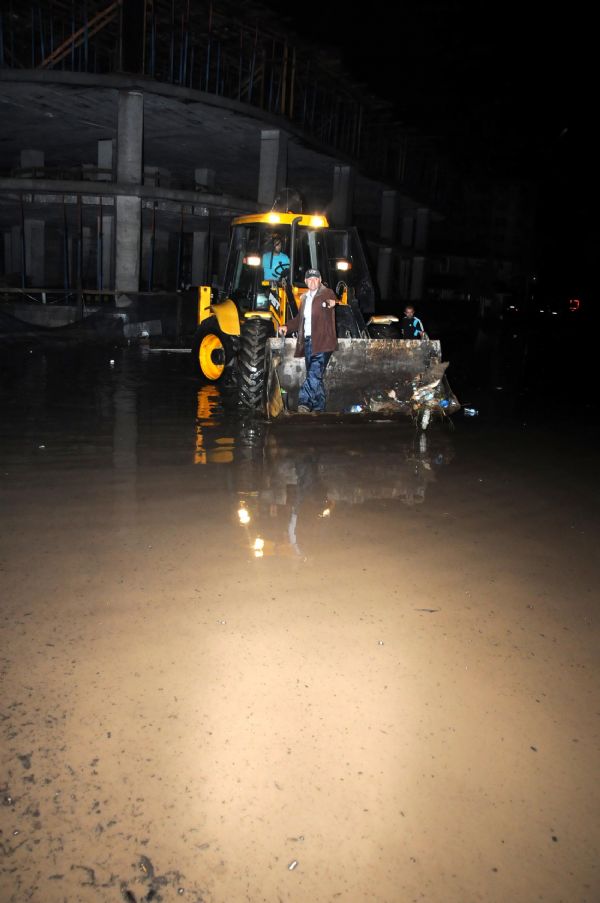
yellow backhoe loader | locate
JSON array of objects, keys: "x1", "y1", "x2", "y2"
[{"x1": 191, "y1": 209, "x2": 459, "y2": 425}]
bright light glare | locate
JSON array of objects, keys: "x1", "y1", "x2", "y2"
[
  {"x1": 310, "y1": 215, "x2": 325, "y2": 228},
  {"x1": 319, "y1": 508, "x2": 331, "y2": 518},
  {"x1": 254, "y1": 549, "x2": 264, "y2": 558},
  {"x1": 245, "y1": 254, "x2": 261, "y2": 266},
  {"x1": 238, "y1": 506, "x2": 251, "y2": 525},
  {"x1": 253, "y1": 537, "x2": 265, "y2": 551},
  {"x1": 268, "y1": 212, "x2": 281, "y2": 223},
  {"x1": 336, "y1": 259, "x2": 351, "y2": 271}
]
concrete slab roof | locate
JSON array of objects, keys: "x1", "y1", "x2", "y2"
[{"x1": 0, "y1": 71, "x2": 395, "y2": 218}]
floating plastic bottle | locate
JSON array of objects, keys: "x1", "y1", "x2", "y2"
[{"x1": 463, "y1": 407, "x2": 478, "y2": 417}]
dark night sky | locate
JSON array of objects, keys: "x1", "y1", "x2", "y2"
[{"x1": 267, "y1": 0, "x2": 597, "y2": 297}]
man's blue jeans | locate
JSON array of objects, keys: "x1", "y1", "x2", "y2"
[{"x1": 298, "y1": 337, "x2": 331, "y2": 412}]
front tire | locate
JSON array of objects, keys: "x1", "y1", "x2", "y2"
[
  {"x1": 192, "y1": 316, "x2": 234, "y2": 382},
  {"x1": 238, "y1": 317, "x2": 274, "y2": 409}
]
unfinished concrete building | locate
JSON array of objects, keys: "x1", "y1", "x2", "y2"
[{"x1": 0, "y1": 0, "x2": 445, "y2": 334}]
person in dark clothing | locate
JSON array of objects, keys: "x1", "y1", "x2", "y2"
[
  {"x1": 401, "y1": 305, "x2": 425, "y2": 339},
  {"x1": 278, "y1": 269, "x2": 337, "y2": 412}
]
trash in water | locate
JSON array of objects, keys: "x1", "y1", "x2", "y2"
[
  {"x1": 345, "y1": 404, "x2": 364, "y2": 413},
  {"x1": 463, "y1": 407, "x2": 478, "y2": 417},
  {"x1": 110, "y1": 359, "x2": 115, "y2": 366},
  {"x1": 138, "y1": 855, "x2": 155, "y2": 879},
  {"x1": 288, "y1": 860, "x2": 299, "y2": 871},
  {"x1": 378, "y1": 640, "x2": 384, "y2": 645}
]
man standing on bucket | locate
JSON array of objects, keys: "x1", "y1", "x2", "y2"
[{"x1": 278, "y1": 269, "x2": 337, "y2": 413}]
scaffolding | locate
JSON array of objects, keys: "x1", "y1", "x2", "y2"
[{"x1": 0, "y1": 0, "x2": 430, "y2": 189}]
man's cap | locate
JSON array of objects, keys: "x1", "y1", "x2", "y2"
[{"x1": 305, "y1": 269, "x2": 321, "y2": 280}]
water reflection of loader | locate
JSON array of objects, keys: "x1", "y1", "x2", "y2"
[
  {"x1": 233, "y1": 425, "x2": 454, "y2": 559},
  {"x1": 193, "y1": 386, "x2": 453, "y2": 558}
]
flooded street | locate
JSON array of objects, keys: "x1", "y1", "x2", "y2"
[{"x1": 1, "y1": 347, "x2": 598, "y2": 903}]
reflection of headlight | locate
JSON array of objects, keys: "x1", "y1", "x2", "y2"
[
  {"x1": 310, "y1": 215, "x2": 325, "y2": 228},
  {"x1": 244, "y1": 254, "x2": 261, "y2": 266},
  {"x1": 319, "y1": 507, "x2": 331, "y2": 518},
  {"x1": 253, "y1": 537, "x2": 265, "y2": 551},
  {"x1": 238, "y1": 507, "x2": 251, "y2": 525},
  {"x1": 268, "y1": 212, "x2": 281, "y2": 224},
  {"x1": 335, "y1": 259, "x2": 351, "y2": 271}
]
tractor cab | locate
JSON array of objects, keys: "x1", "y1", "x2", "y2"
[{"x1": 222, "y1": 213, "x2": 375, "y2": 319}]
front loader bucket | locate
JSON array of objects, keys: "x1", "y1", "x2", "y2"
[{"x1": 266, "y1": 337, "x2": 460, "y2": 421}]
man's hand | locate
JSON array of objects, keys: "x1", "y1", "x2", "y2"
[
  {"x1": 278, "y1": 325, "x2": 288, "y2": 336},
  {"x1": 323, "y1": 299, "x2": 336, "y2": 309}
]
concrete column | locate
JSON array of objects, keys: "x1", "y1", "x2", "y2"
[
  {"x1": 191, "y1": 231, "x2": 209, "y2": 285},
  {"x1": 82, "y1": 225, "x2": 94, "y2": 286},
  {"x1": 410, "y1": 256, "x2": 425, "y2": 301},
  {"x1": 258, "y1": 129, "x2": 288, "y2": 208},
  {"x1": 330, "y1": 164, "x2": 355, "y2": 226},
  {"x1": 415, "y1": 208, "x2": 430, "y2": 251},
  {"x1": 2, "y1": 233, "x2": 12, "y2": 275},
  {"x1": 380, "y1": 190, "x2": 398, "y2": 242},
  {"x1": 153, "y1": 230, "x2": 169, "y2": 289},
  {"x1": 117, "y1": 91, "x2": 143, "y2": 183},
  {"x1": 10, "y1": 225, "x2": 22, "y2": 274},
  {"x1": 115, "y1": 198, "x2": 141, "y2": 296},
  {"x1": 195, "y1": 168, "x2": 215, "y2": 190},
  {"x1": 20, "y1": 149, "x2": 44, "y2": 171},
  {"x1": 97, "y1": 139, "x2": 114, "y2": 181},
  {"x1": 99, "y1": 214, "x2": 113, "y2": 289},
  {"x1": 115, "y1": 90, "x2": 143, "y2": 299},
  {"x1": 377, "y1": 247, "x2": 393, "y2": 301},
  {"x1": 401, "y1": 215, "x2": 414, "y2": 248},
  {"x1": 25, "y1": 220, "x2": 45, "y2": 286}
]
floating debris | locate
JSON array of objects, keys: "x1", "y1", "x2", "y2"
[
  {"x1": 288, "y1": 860, "x2": 299, "y2": 871},
  {"x1": 138, "y1": 855, "x2": 155, "y2": 879},
  {"x1": 377, "y1": 640, "x2": 384, "y2": 645}
]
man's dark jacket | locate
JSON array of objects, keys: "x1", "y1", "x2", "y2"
[{"x1": 286, "y1": 285, "x2": 338, "y2": 357}]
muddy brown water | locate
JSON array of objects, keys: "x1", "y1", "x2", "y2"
[{"x1": 0, "y1": 347, "x2": 598, "y2": 903}]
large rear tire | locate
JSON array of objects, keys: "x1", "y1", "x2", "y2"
[
  {"x1": 192, "y1": 316, "x2": 234, "y2": 382},
  {"x1": 238, "y1": 317, "x2": 274, "y2": 409}
]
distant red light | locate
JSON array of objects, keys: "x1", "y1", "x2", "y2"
[{"x1": 569, "y1": 298, "x2": 580, "y2": 312}]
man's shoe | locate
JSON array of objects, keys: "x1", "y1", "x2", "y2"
[{"x1": 297, "y1": 404, "x2": 311, "y2": 413}]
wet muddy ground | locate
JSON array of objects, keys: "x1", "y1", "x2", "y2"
[{"x1": 1, "y1": 347, "x2": 598, "y2": 902}]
